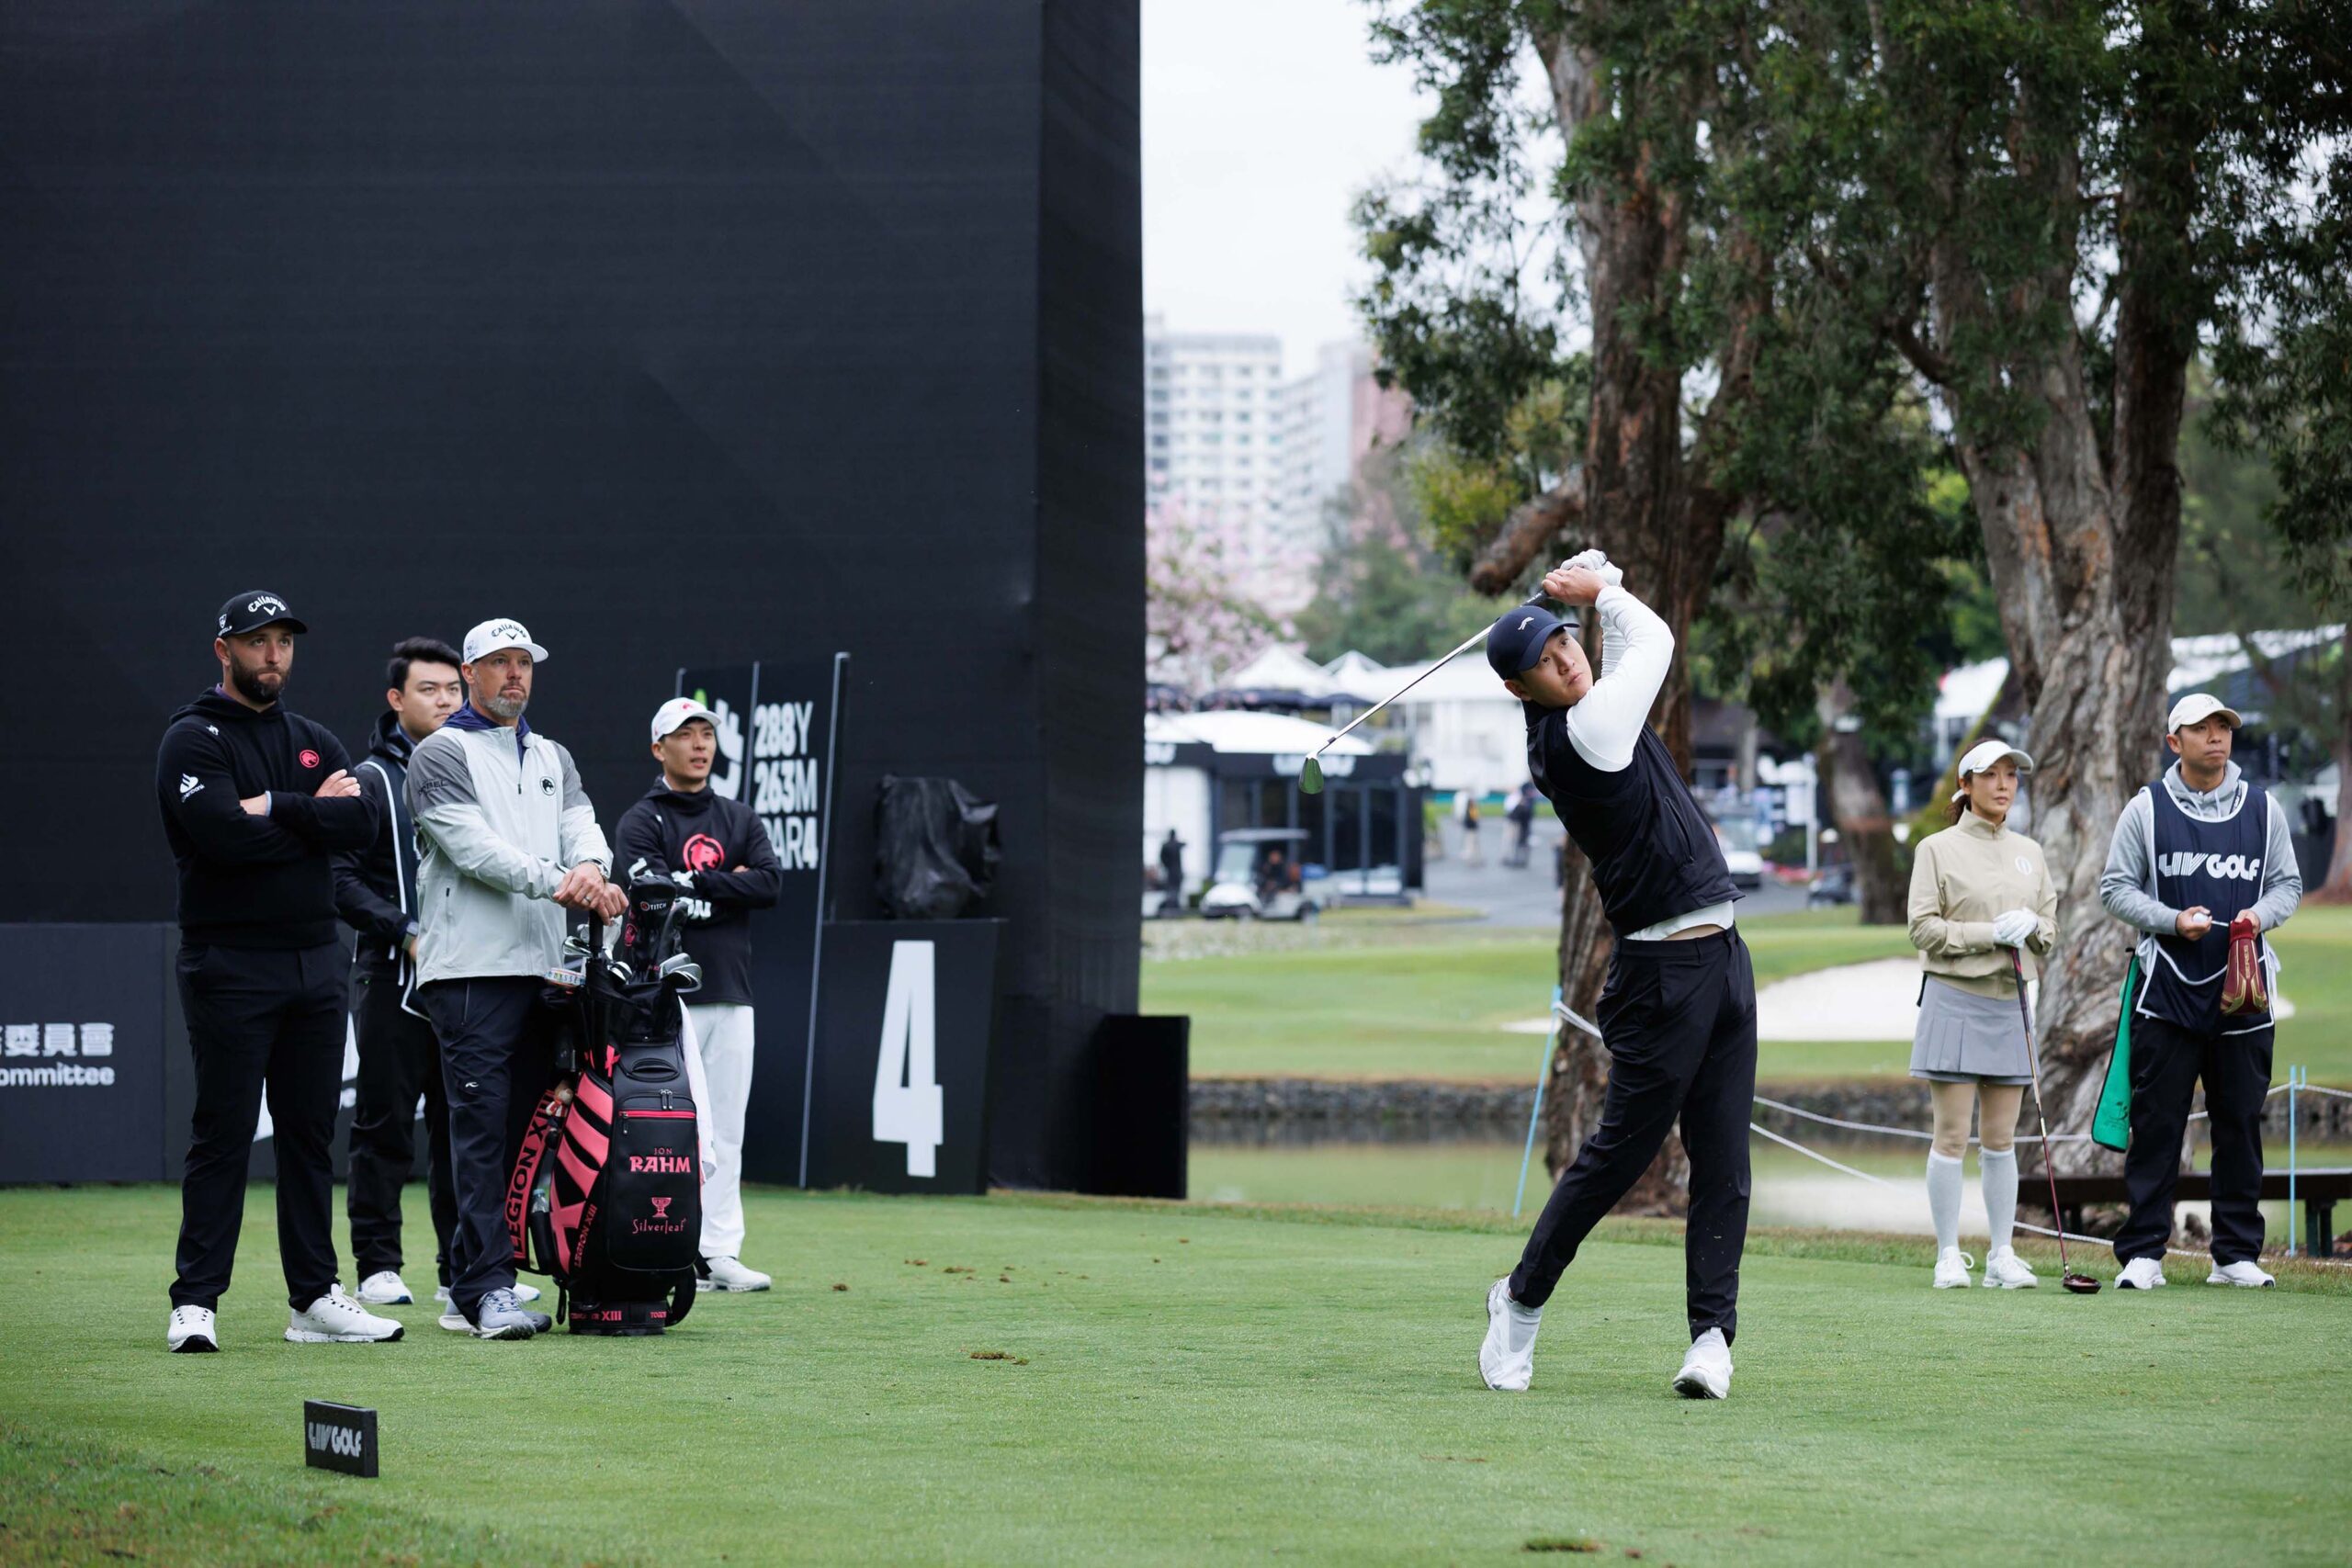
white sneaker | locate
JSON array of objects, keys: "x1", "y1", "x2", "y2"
[
  {"x1": 701, "y1": 1256, "x2": 772, "y2": 1292},
  {"x1": 1477, "y1": 1278, "x2": 1541, "y2": 1392},
  {"x1": 1672, "y1": 1328, "x2": 1733, "y2": 1400},
  {"x1": 356, "y1": 1269, "x2": 413, "y2": 1305},
  {"x1": 1982, "y1": 1247, "x2": 2038, "y2": 1289},
  {"x1": 439, "y1": 1282, "x2": 542, "y2": 1303},
  {"x1": 1933, "y1": 1247, "x2": 1975, "y2": 1289},
  {"x1": 2117, "y1": 1258, "x2": 2167, "y2": 1290},
  {"x1": 438, "y1": 1310, "x2": 471, "y2": 1333},
  {"x1": 285, "y1": 1285, "x2": 405, "y2": 1344},
  {"x1": 167, "y1": 1304, "x2": 218, "y2": 1354},
  {"x1": 2207, "y1": 1259, "x2": 2275, "y2": 1288}
]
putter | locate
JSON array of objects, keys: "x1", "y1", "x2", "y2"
[
  {"x1": 2011, "y1": 948, "x2": 2102, "y2": 1294},
  {"x1": 1300, "y1": 590, "x2": 1553, "y2": 795}
]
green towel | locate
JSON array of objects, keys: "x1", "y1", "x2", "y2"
[{"x1": 2092, "y1": 955, "x2": 2137, "y2": 1152}]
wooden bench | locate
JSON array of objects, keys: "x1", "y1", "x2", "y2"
[{"x1": 2034, "y1": 1168, "x2": 2350, "y2": 1258}]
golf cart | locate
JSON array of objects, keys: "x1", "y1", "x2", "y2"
[{"x1": 1198, "y1": 829, "x2": 1320, "y2": 922}]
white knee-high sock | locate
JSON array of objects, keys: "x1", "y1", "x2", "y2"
[
  {"x1": 1980, "y1": 1148, "x2": 2018, "y2": 1254},
  {"x1": 1927, "y1": 1153, "x2": 1964, "y2": 1253}
]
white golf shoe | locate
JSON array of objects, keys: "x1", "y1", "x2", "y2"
[
  {"x1": 286, "y1": 1285, "x2": 404, "y2": 1344},
  {"x1": 436, "y1": 1281, "x2": 540, "y2": 1306},
  {"x1": 1982, "y1": 1247, "x2": 2038, "y2": 1289},
  {"x1": 699, "y1": 1256, "x2": 773, "y2": 1292},
  {"x1": 2207, "y1": 1259, "x2": 2275, "y2": 1288},
  {"x1": 1477, "y1": 1278, "x2": 1541, "y2": 1392},
  {"x1": 166, "y1": 1304, "x2": 218, "y2": 1354},
  {"x1": 1932, "y1": 1247, "x2": 1975, "y2": 1289},
  {"x1": 2116, "y1": 1258, "x2": 2166, "y2": 1290},
  {"x1": 356, "y1": 1269, "x2": 414, "y2": 1305},
  {"x1": 1672, "y1": 1328, "x2": 1733, "y2": 1400}
]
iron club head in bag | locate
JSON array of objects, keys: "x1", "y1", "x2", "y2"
[
  {"x1": 1300, "y1": 589, "x2": 1563, "y2": 795},
  {"x1": 2010, "y1": 949, "x2": 2102, "y2": 1294}
]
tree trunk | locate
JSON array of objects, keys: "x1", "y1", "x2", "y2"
[
  {"x1": 1524, "y1": 25, "x2": 1737, "y2": 1205},
  {"x1": 2322, "y1": 622, "x2": 2352, "y2": 902},
  {"x1": 1816, "y1": 677, "x2": 1906, "y2": 925},
  {"x1": 1924, "y1": 72, "x2": 2198, "y2": 1170}
]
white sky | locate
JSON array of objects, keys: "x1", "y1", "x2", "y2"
[{"x1": 1142, "y1": 0, "x2": 1437, "y2": 377}]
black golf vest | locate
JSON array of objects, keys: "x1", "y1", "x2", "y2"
[
  {"x1": 2137, "y1": 778, "x2": 2274, "y2": 1035},
  {"x1": 1527, "y1": 705, "x2": 1740, "y2": 940}
]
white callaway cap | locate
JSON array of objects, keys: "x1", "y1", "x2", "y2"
[
  {"x1": 650, "y1": 696, "x2": 718, "y2": 743},
  {"x1": 2165, "y1": 692, "x2": 2241, "y2": 733},
  {"x1": 1951, "y1": 738, "x2": 2034, "y2": 801},
  {"x1": 462, "y1": 616, "x2": 548, "y2": 664}
]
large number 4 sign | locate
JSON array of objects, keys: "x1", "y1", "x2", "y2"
[{"x1": 871, "y1": 941, "x2": 944, "y2": 1177}]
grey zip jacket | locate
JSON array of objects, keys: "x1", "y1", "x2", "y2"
[
  {"x1": 406, "y1": 708, "x2": 612, "y2": 987},
  {"x1": 2098, "y1": 758, "x2": 2300, "y2": 1004}
]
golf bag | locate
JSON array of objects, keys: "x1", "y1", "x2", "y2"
[{"x1": 507, "y1": 881, "x2": 704, "y2": 1335}]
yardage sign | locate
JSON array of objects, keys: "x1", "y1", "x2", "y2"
[{"x1": 674, "y1": 658, "x2": 847, "y2": 1186}]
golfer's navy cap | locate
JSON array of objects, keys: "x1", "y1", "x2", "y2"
[
  {"x1": 215, "y1": 590, "x2": 307, "y2": 638},
  {"x1": 1485, "y1": 604, "x2": 1576, "y2": 680}
]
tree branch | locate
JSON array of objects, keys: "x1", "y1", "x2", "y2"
[{"x1": 1467, "y1": 472, "x2": 1584, "y2": 593}]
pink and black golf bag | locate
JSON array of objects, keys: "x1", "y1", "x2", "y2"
[{"x1": 507, "y1": 883, "x2": 703, "y2": 1336}]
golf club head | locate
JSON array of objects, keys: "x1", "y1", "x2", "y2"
[
  {"x1": 2062, "y1": 1272, "x2": 2102, "y2": 1294},
  {"x1": 1299, "y1": 754, "x2": 1324, "y2": 795}
]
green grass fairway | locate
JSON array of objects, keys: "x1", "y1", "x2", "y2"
[
  {"x1": 1148, "y1": 905, "x2": 2352, "y2": 1084},
  {"x1": 1148, "y1": 908, "x2": 1919, "y2": 1082},
  {"x1": 4, "y1": 1185, "x2": 2346, "y2": 1566}
]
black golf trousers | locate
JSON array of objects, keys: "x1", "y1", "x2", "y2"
[
  {"x1": 417, "y1": 976, "x2": 555, "y2": 1319},
  {"x1": 171, "y1": 942, "x2": 346, "y2": 1312},
  {"x1": 1510, "y1": 927, "x2": 1758, "y2": 1343},
  {"x1": 2115, "y1": 1013, "x2": 2273, "y2": 1266},
  {"x1": 345, "y1": 964, "x2": 458, "y2": 1285}
]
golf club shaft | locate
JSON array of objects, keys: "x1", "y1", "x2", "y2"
[
  {"x1": 1311, "y1": 592, "x2": 1545, "y2": 759},
  {"x1": 2011, "y1": 949, "x2": 2069, "y2": 1271}
]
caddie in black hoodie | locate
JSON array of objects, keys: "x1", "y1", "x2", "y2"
[
  {"x1": 616, "y1": 698, "x2": 784, "y2": 1292},
  {"x1": 153, "y1": 592, "x2": 398, "y2": 1355},
  {"x1": 331, "y1": 638, "x2": 465, "y2": 1311}
]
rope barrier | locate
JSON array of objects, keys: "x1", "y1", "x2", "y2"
[{"x1": 1543, "y1": 994, "x2": 2346, "y2": 1269}]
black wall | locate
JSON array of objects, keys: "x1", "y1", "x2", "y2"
[{"x1": 0, "y1": 2, "x2": 1142, "y2": 1190}]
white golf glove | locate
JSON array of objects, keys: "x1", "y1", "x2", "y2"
[
  {"x1": 1560, "y1": 549, "x2": 1624, "y2": 589},
  {"x1": 1992, "y1": 908, "x2": 2037, "y2": 948}
]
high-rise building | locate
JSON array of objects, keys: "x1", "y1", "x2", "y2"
[{"x1": 1144, "y1": 318, "x2": 1412, "y2": 619}]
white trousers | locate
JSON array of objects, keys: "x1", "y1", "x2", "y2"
[{"x1": 680, "y1": 1002, "x2": 754, "y2": 1260}]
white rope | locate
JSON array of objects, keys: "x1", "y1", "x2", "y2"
[
  {"x1": 1748, "y1": 1122, "x2": 1896, "y2": 1185},
  {"x1": 2301, "y1": 1083, "x2": 2352, "y2": 1102}
]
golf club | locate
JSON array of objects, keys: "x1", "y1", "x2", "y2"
[
  {"x1": 2011, "y1": 948, "x2": 2102, "y2": 1293},
  {"x1": 1299, "y1": 589, "x2": 1553, "y2": 795}
]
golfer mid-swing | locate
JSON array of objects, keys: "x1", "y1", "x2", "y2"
[{"x1": 1477, "y1": 554, "x2": 1754, "y2": 1400}]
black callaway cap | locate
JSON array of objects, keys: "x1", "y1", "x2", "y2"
[
  {"x1": 1485, "y1": 604, "x2": 1577, "y2": 680},
  {"x1": 216, "y1": 590, "x2": 308, "y2": 638}
]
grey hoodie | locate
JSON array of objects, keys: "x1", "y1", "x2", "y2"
[{"x1": 2098, "y1": 759, "x2": 2301, "y2": 968}]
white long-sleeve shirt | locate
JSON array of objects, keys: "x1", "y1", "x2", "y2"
[{"x1": 1561, "y1": 585, "x2": 1735, "y2": 941}]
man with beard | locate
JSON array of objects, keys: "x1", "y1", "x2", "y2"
[
  {"x1": 616, "y1": 697, "x2": 785, "y2": 1292},
  {"x1": 156, "y1": 591, "x2": 401, "y2": 1352},
  {"x1": 407, "y1": 617, "x2": 627, "y2": 1340}
]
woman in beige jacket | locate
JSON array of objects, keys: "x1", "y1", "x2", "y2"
[{"x1": 1905, "y1": 739, "x2": 2059, "y2": 1290}]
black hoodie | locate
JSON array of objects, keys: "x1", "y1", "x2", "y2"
[
  {"x1": 155, "y1": 689, "x2": 380, "y2": 949},
  {"x1": 333, "y1": 710, "x2": 426, "y2": 977},
  {"x1": 614, "y1": 780, "x2": 784, "y2": 1006}
]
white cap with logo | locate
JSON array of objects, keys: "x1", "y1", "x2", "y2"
[
  {"x1": 462, "y1": 617, "x2": 548, "y2": 664},
  {"x1": 2165, "y1": 692, "x2": 2241, "y2": 733},
  {"x1": 1951, "y1": 738, "x2": 2034, "y2": 801},
  {"x1": 650, "y1": 696, "x2": 718, "y2": 744}
]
